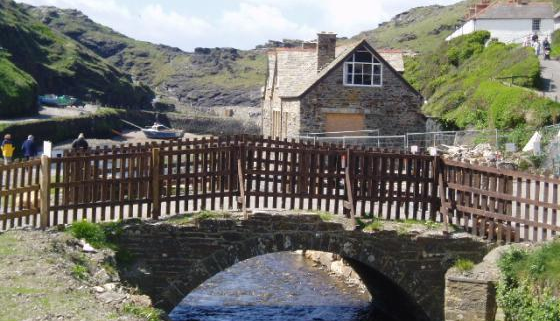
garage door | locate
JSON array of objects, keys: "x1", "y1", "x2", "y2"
[{"x1": 324, "y1": 113, "x2": 365, "y2": 136}]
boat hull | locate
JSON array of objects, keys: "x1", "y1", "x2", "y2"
[{"x1": 142, "y1": 129, "x2": 183, "y2": 139}]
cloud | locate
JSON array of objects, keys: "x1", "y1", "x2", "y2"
[
  {"x1": 16, "y1": 0, "x2": 460, "y2": 51},
  {"x1": 219, "y1": 3, "x2": 315, "y2": 44}
]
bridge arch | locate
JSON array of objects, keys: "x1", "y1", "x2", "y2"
[{"x1": 116, "y1": 213, "x2": 490, "y2": 321}]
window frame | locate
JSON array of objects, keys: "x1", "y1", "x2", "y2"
[
  {"x1": 532, "y1": 19, "x2": 541, "y2": 32},
  {"x1": 343, "y1": 47, "x2": 383, "y2": 88}
]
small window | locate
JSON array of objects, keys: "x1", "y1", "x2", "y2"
[
  {"x1": 532, "y1": 19, "x2": 541, "y2": 31},
  {"x1": 343, "y1": 47, "x2": 382, "y2": 87}
]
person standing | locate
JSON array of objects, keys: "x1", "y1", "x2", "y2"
[
  {"x1": 21, "y1": 135, "x2": 37, "y2": 160},
  {"x1": 71, "y1": 133, "x2": 89, "y2": 150},
  {"x1": 1, "y1": 134, "x2": 15, "y2": 165}
]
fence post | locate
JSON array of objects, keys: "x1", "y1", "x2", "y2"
[
  {"x1": 237, "y1": 144, "x2": 247, "y2": 219},
  {"x1": 151, "y1": 148, "x2": 161, "y2": 220},
  {"x1": 40, "y1": 155, "x2": 51, "y2": 229},
  {"x1": 344, "y1": 148, "x2": 357, "y2": 229},
  {"x1": 436, "y1": 158, "x2": 450, "y2": 235}
]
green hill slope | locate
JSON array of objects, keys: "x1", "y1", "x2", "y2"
[
  {"x1": 351, "y1": 1, "x2": 472, "y2": 53},
  {"x1": 0, "y1": 0, "x2": 153, "y2": 116},
  {"x1": 354, "y1": 0, "x2": 560, "y2": 53},
  {"x1": 27, "y1": 6, "x2": 267, "y2": 108},
  {"x1": 0, "y1": 50, "x2": 38, "y2": 117},
  {"x1": 405, "y1": 31, "x2": 560, "y2": 130}
]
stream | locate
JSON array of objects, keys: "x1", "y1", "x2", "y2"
[{"x1": 169, "y1": 252, "x2": 372, "y2": 321}]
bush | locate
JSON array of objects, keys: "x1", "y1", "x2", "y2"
[
  {"x1": 497, "y1": 243, "x2": 560, "y2": 321},
  {"x1": 407, "y1": 31, "x2": 552, "y2": 131},
  {"x1": 68, "y1": 220, "x2": 106, "y2": 248}
]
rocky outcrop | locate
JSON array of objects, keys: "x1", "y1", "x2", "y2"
[{"x1": 27, "y1": 5, "x2": 266, "y2": 108}]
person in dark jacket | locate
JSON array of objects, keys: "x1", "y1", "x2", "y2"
[
  {"x1": 71, "y1": 133, "x2": 89, "y2": 150},
  {"x1": 21, "y1": 135, "x2": 37, "y2": 160}
]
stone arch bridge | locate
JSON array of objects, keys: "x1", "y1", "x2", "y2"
[{"x1": 116, "y1": 213, "x2": 491, "y2": 321}]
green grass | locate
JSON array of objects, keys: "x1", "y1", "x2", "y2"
[
  {"x1": 0, "y1": 55, "x2": 39, "y2": 117},
  {"x1": 454, "y1": 258, "x2": 475, "y2": 272},
  {"x1": 406, "y1": 31, "x2": 560, "y2": 130},
  {"x1": 497, "y1": 242, "x2": 560, "y2": 320},
  {"x1": 71, "y1": 264, "x2": 89, "y2": 280},
  {"x1": 123, "y1": 303, "x2": 165, "y2": 321},
  {"x1": 363, "y1": 220, "x2": 384, "y2": 232},
  {"x1": 167, "y1": 211, "x2": 232, "y2": 225}
]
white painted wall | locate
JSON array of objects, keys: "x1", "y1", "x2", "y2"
[
  {"x1": 446, "y1": 18, "x2": 556, "y2": 43},
  {"x1": 446, "y1": 20, "x2": 475, "y2": 41}
]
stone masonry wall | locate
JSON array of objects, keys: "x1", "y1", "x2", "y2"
[
  {"x1": 299, "y1": 58, "x2": 426, "y2": 136},
  {"x1": 116, "y1": 213, "x2": 490, "y2": 321}
]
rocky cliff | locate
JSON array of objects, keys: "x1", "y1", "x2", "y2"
[
  {"x1": 0, "y1": 0, "x2": 154, "y2": 117},
  {"x1": 27, "y1": 6, "x2": 266, "y2": 108}
]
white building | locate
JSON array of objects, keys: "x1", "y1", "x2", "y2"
[{"x1": 446, "y1": 1, "x2": 559, "y2": 44}]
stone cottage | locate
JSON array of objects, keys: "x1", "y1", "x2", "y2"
[{"x1": 262, "y1": 32, "x2": 426, "y2": 139}]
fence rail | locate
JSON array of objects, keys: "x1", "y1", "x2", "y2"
[{"x1": 0, "y1": 136, "x2": 558, "y2": 243}]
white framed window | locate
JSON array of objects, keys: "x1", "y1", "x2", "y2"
[
  {"x1": 343, "y1": 47, "x2": 383, "y2": 87},
  {"x1": 532, "y1": 19, "x2": 541, "y2": 31}
]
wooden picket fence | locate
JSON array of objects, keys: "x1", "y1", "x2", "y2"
[{"x1": 0, "y1": 136, "x2": 558, "y2": 243}]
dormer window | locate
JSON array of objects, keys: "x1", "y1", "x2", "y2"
[{"x1": 343, "y1": 47, "x2": 382, "y2": 87}]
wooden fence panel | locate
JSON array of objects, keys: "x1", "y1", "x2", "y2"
[
  {"x1": 0, "y1": 159, "x2": 41, "y2": 230},
  {"x1": 48, "y1": 151, "x2": 152, "y2": 227},
  {"x1": 442, "y1": 159, "x2": 560, "y2": 242}
]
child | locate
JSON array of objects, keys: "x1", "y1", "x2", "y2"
[{"x1": 1, "y1": 134, "x2": 15, "y2": 165}]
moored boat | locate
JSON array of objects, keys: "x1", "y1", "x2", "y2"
[
  {"x1": 120, "y1": 119, "x2": 183, "y2": 139},
  {"x1": 38, "y1": 94, "x2": 84, "y2": 107},
  {"x1": 142, "y1": 123, "x2": 184, "y2": 139}
]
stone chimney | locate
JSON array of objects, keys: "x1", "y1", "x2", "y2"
[{"x1": 317, "y1": 32, "x2": 337, "y2": 72}]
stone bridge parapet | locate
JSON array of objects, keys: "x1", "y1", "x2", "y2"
[{"x1": 116, "y1": 213, "x2": 492, "y2": 321}]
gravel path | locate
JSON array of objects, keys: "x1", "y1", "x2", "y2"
[
  {"x1": 0, "y1": 105, "x2": 98, "y2": 124},
  {"x1": 54, "y1": 130, "x2": 207, "y2": 154},
  {"x1": 539, "y1": 57, "x2": 560, "y2": 102}
]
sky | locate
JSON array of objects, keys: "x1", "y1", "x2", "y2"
[{"x1": 16, "y1": 0, "x2": 460, "y2": 51}]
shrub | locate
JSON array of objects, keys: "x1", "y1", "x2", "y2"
[
  {"x1": 68, "y1": 220, "x2": 106, "y2": 248},
  {"x1": 497, "y1": 243, "x2": 560, "y2": 321}
]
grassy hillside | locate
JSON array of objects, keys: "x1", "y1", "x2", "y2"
[
  {"x1": 0, "y1": 0, "x2": 153, "y2": 116},
  {"x1": 405, "y1": 31, "x2": 560, "y2": 130},
  {"x1": 28, "y1": 6, "x2": 267, "y2": 107},
  {"x1": 0, "y1": 50, "x2": 38, "y2": 117},
  {"x1": 351, "y1": 2, "x2": 472, "y2": 53},
  {"x1": 354, "y1": 0, "x2": 560, "y2": 53}
]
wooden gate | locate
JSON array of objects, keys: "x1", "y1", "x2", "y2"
[{"x1": 0, "y1": 159, "x2": 41, "y2": 230}]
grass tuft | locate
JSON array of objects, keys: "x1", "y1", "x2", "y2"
[
  {"x1": 454, "y1": 258, "x2": 475, "y2": 272},
  {"x1": 123, "y1": 303, "x2": 165, "y2": 321}
]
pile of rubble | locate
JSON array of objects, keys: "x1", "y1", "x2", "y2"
[{"x1": 438, "y1": 143, "x2": 518, "y2": 170}]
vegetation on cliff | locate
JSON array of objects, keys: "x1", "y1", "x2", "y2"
[
  {"x1": 0, "y1": 0, "x2": 153, "y2": 117},
  {"x1": 355, "y1": 0, "x2": 560, "y2": 53},
  {"x1": 27, "y1": 6, "x2": 267, "y2": 108},
  {"x1": 0, "y1": 50, "x2": 38, "y2": 117},
  {"x1": 405, "y1": 31, "x2": 560, "y2": 130},
  {"x1": 497, "y1": 242, "x2": 560, "y2": 321}
]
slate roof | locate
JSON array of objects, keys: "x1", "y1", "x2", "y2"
[
  {"x1": 272, "y1": 40, "x2": 408, "y2": 98},
  {"x1": 474, "y1": 2, "x2": 554, "y2": 19}
]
